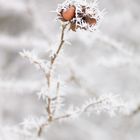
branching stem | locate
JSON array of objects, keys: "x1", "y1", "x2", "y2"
[{"x1": 37, "y1": 23, "x2": 68, "y2": 137}]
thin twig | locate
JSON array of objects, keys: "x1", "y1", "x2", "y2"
[
  {"x1": 46, "y1": 97, "x2": 53, "y2": 122},
  {"x1": 46, "y1": 23, "x2": 68, "y2": 88},
  {"x1": 53, "y1": 82, "x2": 60, "y2": 115},
  {"x1": 37, "y1": 96, "x2": 110, "y2": 137},
  {"x1": 54, "y1": 97, "x2": 114, "y2": 121},
  {"x1": 37, "y1": 122, "x2": 48, "y2": 137},
  {"x1": 37, "y1": 24, "x2": 68, "y2": 137},
  {"x1": 37, "y1": 97, "x2": 53, "y2": 137}
]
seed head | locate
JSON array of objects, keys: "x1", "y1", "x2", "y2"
[{"x1": 56, "y1": 0, "x2": 104, "y2": 32}]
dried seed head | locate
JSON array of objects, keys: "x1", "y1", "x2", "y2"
[{"x1": 56, "y1": 0, "x2": 104, "y2": 32}]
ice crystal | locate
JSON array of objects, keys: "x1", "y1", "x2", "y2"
[
  {"x1": 21, "y1": 116, "x2": 47, "y2": 130},
  {"x1": 56, "y1": 94, "x2": 125, "y2": 122},
  {"x1": 20, "y1": 50, "x2": 49, "y2": 73}
]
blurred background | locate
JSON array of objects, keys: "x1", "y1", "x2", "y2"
[{"x1": 0, "y1": 0, "x2": 140, "y2": 140}]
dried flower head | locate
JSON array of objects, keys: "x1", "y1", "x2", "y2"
[{"x1": 56, "y1": 0, "x2": 104, "y2": 31}]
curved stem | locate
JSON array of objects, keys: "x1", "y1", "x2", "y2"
[{"x1": 46, "y1": 23, "x2": 68, "y2": 88}]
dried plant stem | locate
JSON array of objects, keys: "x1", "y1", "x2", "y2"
[
  {"x1": 37, "y1": 95, "x2": 112, "y2": 136},
  {"x1": 37, "y1": 122, "x2": 48, "y2": 137},
  {"x1": 46, "y1": 97, "x2": 53, "y2": 122},
  {"x1": 37, "y1": 24, "x2": 68, "y2": 137},
  {"x1": 37, "y1": 97, "x2": 53, "y2": 136},
  {"x1": 46, "y1": 23, "x2": 68, "y2": 88},
  {"x1": 53, "y1": 82, "x2": 60, "y2": 114}
]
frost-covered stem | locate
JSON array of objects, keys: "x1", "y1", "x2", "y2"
[
  {"x1": 37, "y1": 113, "x2": 70, "y2": 137},
  {"x1": 83, "y1": 98, "x2": 107, "y2": 112},
  {"x1": 37, "y1": 97, "x2": 53, "y2": 137},
  {"x1": 37, "y1": 24, "x2": 68, "y2": 137},
  {"x1": 53, "y1": 99, "x2": 106, "y2": 121},
  {"x1": 37, "y1": 122, "x2": 49, "y2": 137},
  {"x1": 46, "y1": 23, "x2": 68, "y2": 88},
  {"x1": 54, "y1": 96, "x2": 122, "y2": 121},
  {"x1": 37, "y1": 94, "x2": 123, "y2": 136},
  {"x1": 54, "y1": 100, "x2": 108, "y2": 121},
  {"x1": 53, "y1": 82, "x2": 60, "y2": 114},
  {"x1": 34, "y1": 61, "x2": 46, "y2": 74},
  {"x1": 46, "y1": 97, "x2": 53, "y2": 122},
  {"x1": 51, "y1": 24, "x2": 68, "y2": 65}
]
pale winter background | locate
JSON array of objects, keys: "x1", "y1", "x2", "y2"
[{"x1": 0, "y1": 0, "x2": 140, "y2": 140}]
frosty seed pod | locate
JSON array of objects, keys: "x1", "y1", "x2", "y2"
[
  {"x1": 56, "y1": 0, "x2": 104, "y2": 31},
  {"x1": 62, "y1": 6, "x2": 76, "y2": 21}
]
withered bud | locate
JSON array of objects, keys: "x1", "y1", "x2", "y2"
[{"x1": 85, "y1": 16, "x2": 97, "y2": 25}]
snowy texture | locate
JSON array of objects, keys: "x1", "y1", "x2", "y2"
[{"x1": 0, "y1": 0, "x2": 140, "y2": 140}]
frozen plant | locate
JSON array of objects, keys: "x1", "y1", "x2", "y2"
[
  {"x1": 19, "y1": 0, "x2": 125, "y2": 138},
  {"x1": 56, "y1": 0, "x2": 104, "y2": 31}
]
